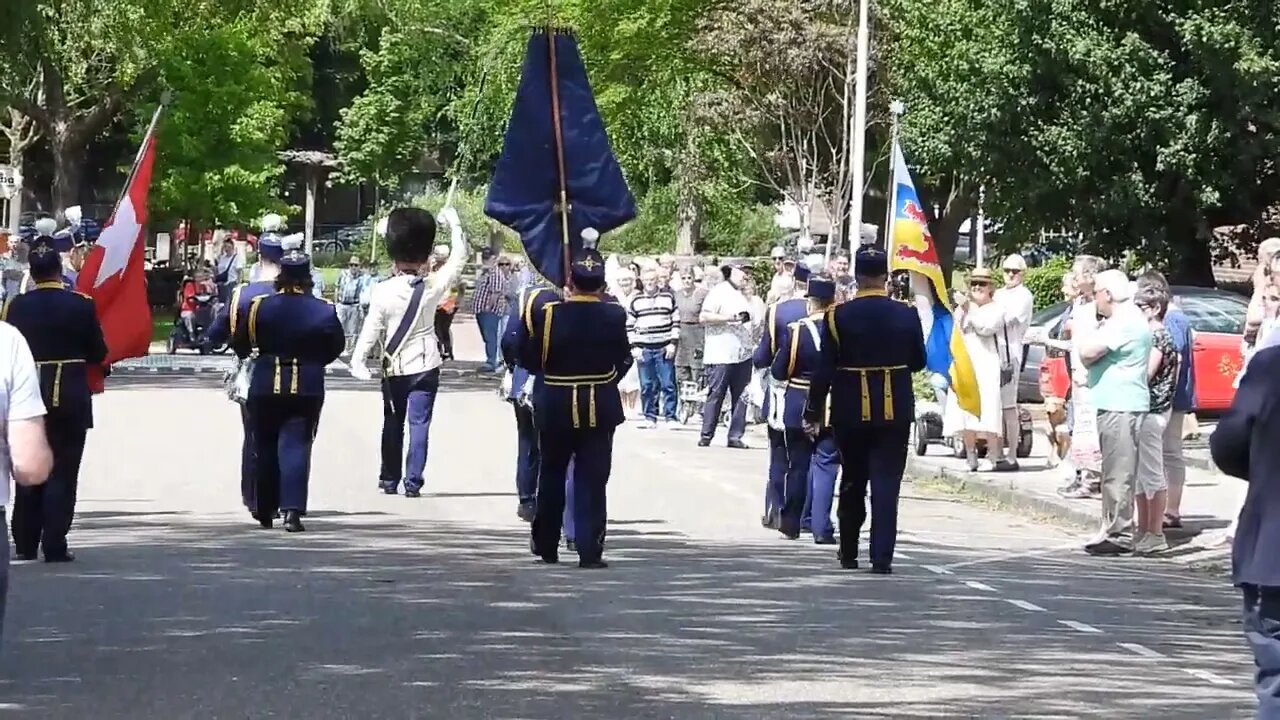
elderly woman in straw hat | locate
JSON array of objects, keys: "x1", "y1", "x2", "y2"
[{"x1": 942, "y1": 267, "x2": 1012, "y2": 472}]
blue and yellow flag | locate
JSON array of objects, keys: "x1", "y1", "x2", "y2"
[
  {"x1": 888, "y1": 141, "x2": 981, "y2": 418},
  {"x1": 484, "y1": 29, "x2": 637, "y2": 288}
]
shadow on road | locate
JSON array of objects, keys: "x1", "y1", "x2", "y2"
[{"x1": 0, "y1": 511, "x2": 1252, "y2": 719}]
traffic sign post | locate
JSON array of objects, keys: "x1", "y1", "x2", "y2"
[{"x1": 0, "y1": 164, "x2": 24, "y2": 236}]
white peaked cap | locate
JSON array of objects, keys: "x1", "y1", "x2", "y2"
[
  {"x1": 64, "y1": 205, "x2": 83, "y2": 225},
  {"x1": 261, "y1": 213, "x2": 286, "y2": 232},
  {"x1": 34, "y1": 218, "x2": 57, "y2": 236},
  {"x1": 581, "y1": 227, "x2": 600, "y2": 248},
  {"x1": 280, "y1": 233, "x2": 305, "y2": 252}
]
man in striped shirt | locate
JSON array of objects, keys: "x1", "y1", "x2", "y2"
[{"x1": 627, "y1": 266, "x2": 680, "y2": 428}]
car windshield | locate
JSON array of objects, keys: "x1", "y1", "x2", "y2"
[
  {"x1": 1177, "y1": 293, "x2": 1248, "y2": 335},
  {"x1": 1030, "y1": 302, "x2": 1068, "y2": 327}
]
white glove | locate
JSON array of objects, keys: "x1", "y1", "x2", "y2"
[
  {"x1": 349, "y1": 363, "x2": 373, "y2": 381},
  {"x1": 663, "y1": 343, "x2": 676, "y2": 360},
  {"x1": 631, "y1": 347, "x2": 644, "y2": 360},
  {"x1": 500, "y1": 370, "x2": 513, "y2": 396},
  {"x1": 437, "y1": 206, "x2": 460, "y2": 229}
]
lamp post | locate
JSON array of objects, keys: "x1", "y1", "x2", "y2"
[{"x1": 847, "y1": 0, "x2": 871, "y2": 257}]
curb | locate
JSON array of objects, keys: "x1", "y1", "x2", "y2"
[{"x1": 906, "y1": 459, "x2": 1100, "y2": 530}]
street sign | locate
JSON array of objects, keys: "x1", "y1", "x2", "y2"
[{"x1": 0, "y1": 165, "x2": 20, "y2": 200}]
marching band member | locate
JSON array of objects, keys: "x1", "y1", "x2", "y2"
[
  {"x1": 501, "y1": 273, "x2": 551, "y2": 522},
  {"x1": 752, "y1": 264, "x2": 811, "y2": 531},
  {"x1": 2, "y1": 235, "x2": 107, "y2": 561},
  {"x1": 350, "y1": 206, "x2": 465, "y2": 498},
  {"x1": 769, "y1": 277, "x2": 839, "y2": 544},
  {"x1": 232, "y1": 241, "x2": 345, "y2": 532},
  {"x1": 522, "y1": 232, "x2": 632, "y2": 568},
  {"x1": 805, "y1": 247, "x2": 926, "y2": 572},
  {"x1": 208, "y1": 218, "x2": 287, "y2": 517}
]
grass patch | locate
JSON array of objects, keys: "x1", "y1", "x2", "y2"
[{"x1": 152, "y1": 315, "x2": 172, "y2": 344}]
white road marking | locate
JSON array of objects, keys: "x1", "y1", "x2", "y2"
[
  {"x1": 1183, "y1": 668, "x2": 1234, "y2": 686},
  {"x1": 922, "y1": 565, "x2": 953, "y2": 575},
  {"x1": 1004, "y1": 598, "x2": 1046, "y2": 612},
  {"x1": 963, "y1": 580, "x2": 997, "y2": 592},
  {"x1": 1058, "y1": 620, "x2": 1102, "y2": 634},
  {"x1": 894, "y1": 551, "x2": 913, "y2": 560},
  {"x1": 1116, "y1": 642, "x2": 1164, "y2": 658},
  {"x1": 942, "y1": 541, "x2": 1083, "y2": 570}
]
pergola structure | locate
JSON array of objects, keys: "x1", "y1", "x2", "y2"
[{"x1": 279, "y1": 150, "x2": 341, "y2": 255}]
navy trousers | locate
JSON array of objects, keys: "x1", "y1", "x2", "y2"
[
  {"x1": 834, "y1": 424, "x2": 910, "y2": 566},
  {"x1": 240, "y1": 403, "x2": 258, "y2": 513},
  {"x1": 249, "y1": 396, "x2": 322, "y2": 517},
  {"x1": 765, "y1": 428, "x2": 786, "y2": 518},
  {"x1": 380, "y1": 370, "x2": 440, "y2": 493},
  {"x1": 11, "y1": 414, "x2": 86, "y2": 558},
  {"x1": 780, "y1": 429, "x2": 813, "y2": 536},
  {"x1": 807, "y1": 434, "x2": 840, "y2": 540},
  {"x1": 700, "y1": 360, "x2": 751, "y2": 443},
  {"x1": 532, "y1": 427, "x2": 613, "y2": 562},
  {"x1": 1244, "y1": 585, "x2": 1280, "y2": 718},
  {"x1": 513, "y1": 402, "x2": 540, "y2": 503}
]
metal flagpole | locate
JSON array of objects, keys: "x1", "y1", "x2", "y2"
[
  {"x1": 847, "y1": 0, "x2": 871, "y2": 259},
  {"x1": 884, "y1": 101, "x2": 904, "y2": 250},
  {"x1": 975, "y1": 185, "x2": 986, "y2": 268},
  {"x1": 112, "y1": 103, "x2": 165, "y2": 221}
]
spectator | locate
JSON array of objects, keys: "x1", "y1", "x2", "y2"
[
  {"x1": 942, "y1": 268, "x2": 1009, "y2": 471},
  {"x1": 1079, "y1": 269, "x2": 1152, "y2": 556},
  {"x1": 0, "y1": 322, "x2": 54, "y2": 638},
  {"x1": 1133, "y1": 284, "x2": 1179, "y2": 554},
  {"x1": 698, "y1": 263, "x2": 754, "y2": 449},
  {"x1": 334, "y1": 256, "x2": 368, "y2": 355},
  {"x1": 994, "y1": 253, "x2": 1034, "y2": 468},
  {"x1": 1061, "y1": 255, "x2": 1109, "y2": 498},
  {"x1": 1243, "y1": 237, "x2": 1280, "y2": 348},
  {"x1": 657, "y1": 254, "x2": 681, "y2": 292},
  {"x1": 627, "y1": 267, "x2": 681, "y2": 428},
  {"x1": 1136, "y1": 270, "x2": 1195, "y2": 529},
  {"x1": 829, "y1": 252, "x2": 856, "y2": 301},
  {"x1": 472, "y1": 250, "x2": 512, "y2": 372},
  {"x1": 431, "y1": 244, "x2": 464, "y2": 361},
  {"x1": 213, "y1": 238, "x2": 242, "y2": 304},
  {"x1": 611, "y1": 269, "x2": 641, "y2": 417},
  {"x1": 674, "y1": 267, "x2": 707, "y2": 389}
]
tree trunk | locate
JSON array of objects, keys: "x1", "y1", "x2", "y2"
[
  {"x1": 49, "y1": 131, "x2": 85, "y2": 218},
  {"x1": 1166, "y1": 226, "x2": 1217, "y2": 287},
  {"x1": 933, "y1": 191, "x2": 973, "y2": 287},
  {"x1": 674, "y1": 183, "x2": 702, "y2": 256}
]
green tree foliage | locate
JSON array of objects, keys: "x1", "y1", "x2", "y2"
[
  {"x1": 144, "y1": 21, "x2": 313, "y2": 228},
  {"x1": 0, "y1": 0, "x2": 325, "y2": 214}
]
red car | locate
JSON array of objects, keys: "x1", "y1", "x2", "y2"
[{"x1": 1034, "y1": 286, "x2": 1247, "y2": 412}]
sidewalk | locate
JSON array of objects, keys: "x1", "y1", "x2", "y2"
[{"x1": 908, "y1": 425, "x2": 1240, "y2": 569}]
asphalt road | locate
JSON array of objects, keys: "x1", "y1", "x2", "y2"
[{"x1": 0, "y1": 375, "x2": 1257, "y2": 719}]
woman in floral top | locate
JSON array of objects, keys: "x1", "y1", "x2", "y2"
[{"x1": 1132, "y1": 285, "x2": 1181, "y2": 555}]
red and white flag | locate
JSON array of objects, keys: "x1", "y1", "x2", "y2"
[{"x1": 77, "y1": 109, "x2": 161, "y2": 392}]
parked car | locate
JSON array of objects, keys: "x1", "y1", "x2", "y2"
[{"x1": 1018, "y1": 286, "x2": 1247, "y2": 412}]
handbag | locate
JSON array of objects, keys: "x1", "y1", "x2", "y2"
[{"x1": 999, "y1": 321, "x2": 1015, "y2": 386}]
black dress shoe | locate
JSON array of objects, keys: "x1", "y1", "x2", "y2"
[
  {"x1": 727, "y1": 439, "x2": 749, "y2": 449},
  {"x1": 404, "y1": 488, "x2": 421, "y2": 499},
  {"x1": 517, "y1": 502, "x2": 536, "y2": 523},
  {"x1": 257, "y1": 515, "x2": 274, "y2": 529},
  {"x1": 870, "y1": 564, "x2": 893, "y2": 575},
  {"x1": 44, "y1": 552, "x2": 75, "y2": 563},
  {"x1": 814, "y1": 534, "x2": 837, "y2": 545},
  {"x1": 697, "y1": 438, "x2": 711, "y2": 447},
  {"x1": 837, "y1": 549, "x2": 858, "y2": 570},
  {"x1": 537, "y1": 553, "x2": 559, "y2": 564},
  {"x1": 778, "y1": 525, "x2": 801, "y2": 540},
  {"x1": 578, "y1": 559, "x2": 608, "y2": 569},
  {"x1": 283, "y1": 511, "x2": 305, "y2": 533},
  {"x1": 14, "y1": 551, "x2": 37, "y2": 562},
  {"x1": 381, "y1": 485, "x2": 398, "y2": 495}
]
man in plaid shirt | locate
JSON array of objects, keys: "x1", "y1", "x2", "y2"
[{"x1": 473, "y1": 249, "x2": 512, "y2": 371}]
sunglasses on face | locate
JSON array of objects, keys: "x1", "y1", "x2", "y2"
[{"x1": 970, "y1": 281, "x2": 991, "y2": 289}]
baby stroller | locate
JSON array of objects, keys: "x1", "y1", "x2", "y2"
[
  {"x1": 167, "y1": 277, "x2": 227, "y2": 354},
  {"x1": 913, "y1": 379, "x2": 1033, "y2": 459}
]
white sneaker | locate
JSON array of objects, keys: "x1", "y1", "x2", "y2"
[
  {"x1": 642, "y1": 419, "x2": 658, "y2": 430},
  {"x1": 1135, "y1": 533, "x2": 1169, "y2": 555},
  {"x1": 662, "y1": 419, "x2": 680, "y2": 430}
]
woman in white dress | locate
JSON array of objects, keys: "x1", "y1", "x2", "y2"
[
  {"x1": 943, "y1": 268, "x2": 1008, "y2": 471},
  {"x1": 610, "y1": 269, "x2": 641, "y2": 417}
]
